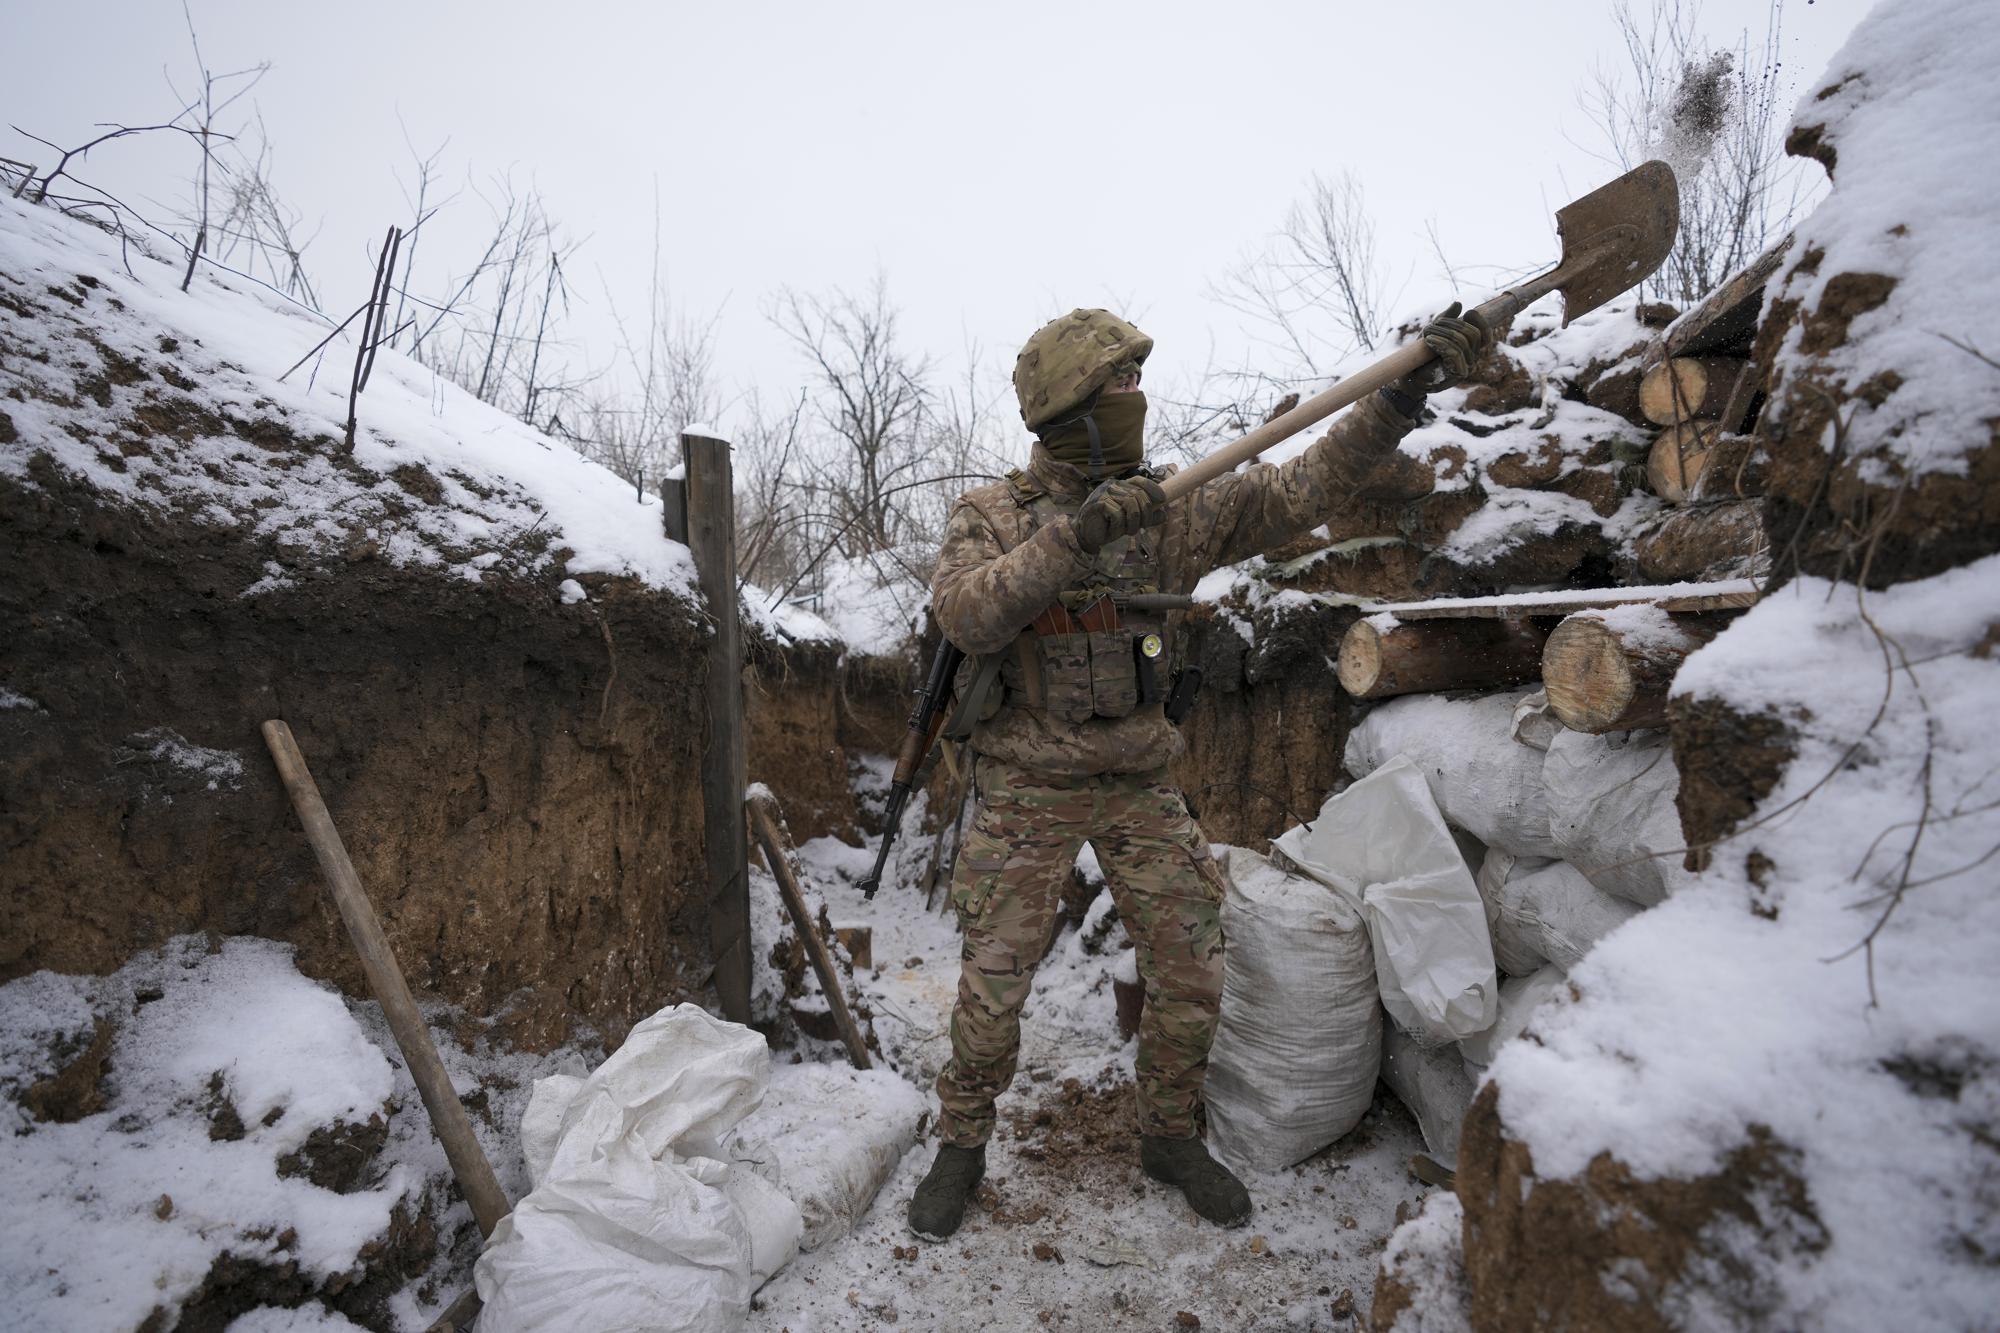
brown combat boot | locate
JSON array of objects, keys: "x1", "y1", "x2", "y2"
[
  {"x1": 908, "y1": 1143, "x2": 985, "y2": 1242},
  {"x1": 1141, "y1": 1134, "x2": 1252, "y2": 1227}
]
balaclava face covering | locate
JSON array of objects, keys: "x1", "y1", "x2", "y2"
[{"x1": 1039, "y1": 391, "x2": 1147, "y2": 477}]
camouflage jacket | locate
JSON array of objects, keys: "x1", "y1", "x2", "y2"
[{"x1": 931, "y1": 390, "x2": 1420, "y2": 777}]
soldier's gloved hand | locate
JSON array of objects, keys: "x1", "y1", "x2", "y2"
[
  {"x1": 1072, "y1": 476, "x2": 1168, "y2": 554},
  {"x1": 1396, "y1": 301, "x2": 1493, "y2": 397}
]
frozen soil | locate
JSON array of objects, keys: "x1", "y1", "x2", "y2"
[{"x1": 747, "y1": 812, "x2": 1436, "y2": 1332}]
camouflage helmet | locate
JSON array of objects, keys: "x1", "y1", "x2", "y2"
[{"x1": 1013, "y1": 308, "x2": 1154, "y2": 431}]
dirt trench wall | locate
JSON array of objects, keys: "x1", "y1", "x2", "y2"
[
  {"x1": 1172, "y1": 599, "x2": 1357, "y2": 849},
  {"x1": 1, "y1": 468, "x2": 714, "y2": 1051}
]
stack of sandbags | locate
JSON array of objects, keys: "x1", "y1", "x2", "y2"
[
  {"x1": 1476, "y1": 851, "x2": 1641, "y2": 977},
  {"x1": 1541, "y1": 727, "x2": 1692, "y2": 906},
  {"x1": 1344, "y1": 689, "x2": 1561, "y2": 858},
  {"x1": 1340, "y1": 683, "x2": 1696, "y2": 1162},
  {"x1": 1207, "y1": 847, "x2": 1382, "y2": 1172}
]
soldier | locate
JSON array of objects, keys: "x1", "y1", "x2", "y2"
[{"x1": 908, "y1": 304, "x2": 1490, "y2": 1241}]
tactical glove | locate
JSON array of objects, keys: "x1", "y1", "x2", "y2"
[
  {"x1": 1397, "y1": 301, "x2": 1493, "y2": 396},
  {"x1": 1072, "y1": 476, "x2": 1168, "y2": 554}
]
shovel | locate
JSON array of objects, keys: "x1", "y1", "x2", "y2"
[{"x1": 1158, "y1": 159, "x2": 1679, "y2": 501}]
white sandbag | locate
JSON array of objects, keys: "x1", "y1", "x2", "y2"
[
  {"x1": 728, "y1": 1063, "x2": 927, "y2": 1252},
  {"x1": 476, "y1": 1004, "x2": 805, "y2": 1333},
  {"x1": 1542, "y1": 727, "x2": 1692, "y2": 907},
  {"x1": 1510, "y1": 688, "x2": 1562, "y2": 752},
  {"x1": 1380, "y1": 1019, "x2": 1477, "y2": 1168},
  {"x1": 1274, "y1": 757, "x2": 1499, "y2": 1045},
  {"x1": 1475, "y1": 849, "x2": 1640, "y2": 977},
  {"x1": 1206, "y1": 847, "x2": 1382, "y2": 1172},
  {"x1": 1459, "y1": 964, "x2": 1570, "y2": 1071},
  {"x1": 1344, "y1": 689, "x2": 1561, "y2": 857}
]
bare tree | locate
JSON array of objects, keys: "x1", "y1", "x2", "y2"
[
  {"x1": 1582, "y1": 0, "x2": 1810, "y2": 305},
  {"x1": 1214, "y1": 170, "x2": 1387, "y2": 383},
  {"x1": 771, "y1": 276, "x2": 937, "y2": 559}
]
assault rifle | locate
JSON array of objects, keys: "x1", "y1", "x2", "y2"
[{"x1": 859, "y1": 639, "x2": 964, "y2": 899}]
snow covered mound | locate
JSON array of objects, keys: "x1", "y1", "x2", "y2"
[
  {"x1": 3, "y1": 938, "x2": 417, "y2": 1328},
  {"x1": 1206, "y1": 300, "x2": 1672, "y2": 610},
  {"x1": 1408, "y1": 5, "x2": 2000, "y2": 1328},
  {"x1": 0, "y1": 194, "x2": 697, "y2": 602},
  {"x1": 1753, "y1": 0, "x2": 2000, "y2": 585}
]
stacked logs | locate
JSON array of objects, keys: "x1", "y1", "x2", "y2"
[
  {"x1": 1336, "y1": 590, "x2": 1752, "y2": 735},
  {"x1": 1630, "y1": 241, "x2": 1786, "y2": 581}
]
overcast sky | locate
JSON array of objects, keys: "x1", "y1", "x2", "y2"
[{"x1": 10, "y1": 0, "x2": 1870, "y2": 432}]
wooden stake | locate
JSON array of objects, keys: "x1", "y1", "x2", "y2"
[
  {"x1": 685, "y1": 429, "x2": 752, "y2": 1024},
  {"x1": 1337, "y1": 617, "x2": 1547, "y2": 700},
  {"x1": 746, "y1": 791, "x2": 872, "y2": 1071},
  {"x1": 1541, "y1": 611, "x2": 1732, "y2": 733},
  {"x1": 259, "y1": 720, "x2": 511, "y2": 1237}
]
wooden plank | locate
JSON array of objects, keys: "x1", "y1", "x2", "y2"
[
  {"x1": 747, "y1": 792, "x2": 872, "y2": 1071},
  {"x1": 685, "y1": 430, "x2": 752, "y2": 1025},
  {"x1": 1643, "y1": 235, "x2": 1793, "y2": 368},
  {"x1": 1362, "y1": 580, "x2": 1760, "y2": 623},
  {"x1": 260, "y1": 721, "x2": 512, "y2": 1238}
]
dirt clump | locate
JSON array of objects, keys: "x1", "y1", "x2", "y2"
[
  {"x1": 1455, "y1": 1084, "x2": 1827, "y2": 1333},
  {"x1": 1004, "y1": 1075, "x2": 1140, "y2": 1186},
  {"x1": 19, "y1": 1014, "x2": 116, "y2": 1123}
]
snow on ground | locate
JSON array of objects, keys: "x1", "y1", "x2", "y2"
[
  {"x1": 0, "y1": 935, "x2": 599, "y2": 1332},
  {"x1": 0, "y1": 193, "x2": 698, "y2": 603},
  {"x1": 747, "y1": 803, "x2": 1437, "y2": 1332}
]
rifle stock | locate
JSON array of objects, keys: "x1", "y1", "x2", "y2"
[{"x1": 861, "y1": 640, "x2": 964, "y2": 899}]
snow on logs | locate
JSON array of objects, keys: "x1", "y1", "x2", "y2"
[
  {"x1": 1541, "y1": 606, "x2": 1731, "y2": 734},
  {"x1": 1336, "y1": 616, "x2": 1547, "y2": 700}
]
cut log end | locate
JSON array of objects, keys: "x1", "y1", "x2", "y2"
[
  {"x1": 1543, "y1": 610, "x2": 1731, "y2": 733},
  {"x1": 1640, "y1": 356, "x2": 1746, "y2": 426},
  {"x1": 1647, "y1": 422, "x2": 1720, "y2": 504}
]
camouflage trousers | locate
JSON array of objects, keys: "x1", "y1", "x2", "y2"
[{"x1": 935, "y1": 756, "x2": 1227, "y2": 1147}]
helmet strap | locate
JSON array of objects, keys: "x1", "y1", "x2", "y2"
[{"x1": 1084, "y1": 413, "x2": 1103, "y2": 480}]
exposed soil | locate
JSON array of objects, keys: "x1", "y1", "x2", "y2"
[
  {"x1": 1, "y1": 459, "x2": 714, "y2": 1051},
  {"x1": 1454, "y1": 1084, "x2": 1828, "y2": 1333}
]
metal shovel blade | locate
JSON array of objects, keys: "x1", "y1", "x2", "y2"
[{"x1": 1551, "y1": 159, "x2": 1680, "y2": 324}]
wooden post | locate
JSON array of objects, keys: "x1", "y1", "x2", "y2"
[
  {"x1": 259, "y1": 721, "x2": 511, "y2": 1237},
  {"x1": 684, "y1": 429, "x2": 752, "y2": 1025},
  {"x1": 660, "y1": 474, "x2": 688, "y2": 545},
  {"x1": 747, "y1": 792, "x2": 873, "y2": 1070}
]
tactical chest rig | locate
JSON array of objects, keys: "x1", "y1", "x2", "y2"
[{"x1": 949, "y1": 467, "x2": 1196, "y2": 734}]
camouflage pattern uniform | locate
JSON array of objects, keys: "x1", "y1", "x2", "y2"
[{"x1": 930, "y1": 390, "x2": 1422, "y2": 1146}]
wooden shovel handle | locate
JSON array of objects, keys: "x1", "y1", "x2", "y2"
[
  {"x1": 260, "y1": 720, "x2": 512, "y2": 1238},
  {"x1": 1157, "y1": 272, "x2": 1562, "y2": 504}
]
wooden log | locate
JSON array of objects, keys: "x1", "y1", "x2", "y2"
[
  {"x1": 1336, "y1": 616, "x2": 1547, "y2": 700},
  {"x1": 1687, "y1": 432, "x2": 1765, "y2": 504},
  {"x1": 1645, "y1": 234, "x2": 1793, "y2": 366},
  {"x1": 1634, "y1": 500, "x2": 1769, "y2": 583},
  {"x1": 747, "y1": 791, "x2": 872, "y2": 1070},
  {"x1": 259, "y1": 721, "x2": 512, "y2": 1238},
  {"x1": 685, "y1": 429, "x2": 752, "y2": 1025},
  {"x1": 424, "y1": 1288, "x2": 483, "y2": 1333},
  {"x1": 1542, "y1": 610, "x2": 1732, "y2": 733},
  {"x1": 1639, "y1": 356, "x2": 1746, "y2": 426},
  {"x1": 1646, "y1": 422, "x2": 1720, "y2": 504}
]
